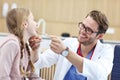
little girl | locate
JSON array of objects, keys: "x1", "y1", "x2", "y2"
[{"x1": 0, "y1": 8, "x2": 42, "y2": 80}]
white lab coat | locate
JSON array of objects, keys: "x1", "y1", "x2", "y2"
[{"x1": 34, "y1": 38, "x2": 114, "y2": 80}]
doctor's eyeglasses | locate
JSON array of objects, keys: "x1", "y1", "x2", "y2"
[{"x1": 78, "y1": 22, "x2": 99, "y2": 35}]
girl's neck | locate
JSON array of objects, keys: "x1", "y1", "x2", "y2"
[{"x1": 23, "y1": 31, "x2": 30, "y2": 43}]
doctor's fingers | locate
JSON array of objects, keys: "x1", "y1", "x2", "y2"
[
  {"x1": 29, "y1": 40, "x2": 41, "y2": 51},
  {"x1": 31, "y1": 42, "x2": 40, "y2": 51},
  {"x1": 29, "y1": 36, "x2": 41, "y2": 44},
  {"x1": 29, "y1": 40, "x2": 41, "y2": 47},
  {"x1": 50, "y1": 40, "x2": 65, "y2": 53},
  {"x1": 50, "y1": 43, "x2": 62, "y2": 54},
  {"x1": 51, "y1": 36, "x2": 62, "y2": 43},
  {"x1": 29, "y1": 37, "x2": 41, "y2": 47},
  {"x1": 50, "y1": 40, "x2": 60, "y2": 48}
]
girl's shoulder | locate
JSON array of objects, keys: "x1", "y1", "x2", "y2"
[{"x1": 0, "y1": 34, "x2": 19, "y2": 48}]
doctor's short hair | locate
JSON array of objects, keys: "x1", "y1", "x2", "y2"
[{"x1": 86, "y1": 10, "x2": 109, "y2": 34}]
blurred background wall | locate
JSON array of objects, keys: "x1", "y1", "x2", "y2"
[{"x1": 0, "y1": 0, "x2": 120, "y2": 41}]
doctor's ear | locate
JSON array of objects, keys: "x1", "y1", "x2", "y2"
[
  {"x1": 21, "y1": 21, "x2": 28, "y2": 28},
  {"x1": 96, "y1": 33, "x2": 104, "y2": 39}
]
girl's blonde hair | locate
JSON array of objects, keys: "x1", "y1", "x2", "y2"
[{"x1": 6, "y1": 8, "x2": 35, "y2": 77}]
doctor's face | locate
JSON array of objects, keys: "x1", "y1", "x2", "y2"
[{"x1": 78, "y1": 16, "x2": 99, "y2": 45}]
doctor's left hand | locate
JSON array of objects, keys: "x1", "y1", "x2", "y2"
[{"x1": 50, "y1": 36, "x2": 66, "y2": 54}]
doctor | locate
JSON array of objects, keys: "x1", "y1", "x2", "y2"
[{"x1": 29, "y1": 10, "x2": 114, "y2": 80}]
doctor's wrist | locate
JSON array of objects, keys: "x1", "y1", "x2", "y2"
[{"x1": 61, "y1": 47, "x2": 69, "y2": 57}]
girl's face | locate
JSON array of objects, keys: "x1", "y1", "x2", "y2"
[{"x1": 24, "y1": 12, "x2": 38, "y2": 38}]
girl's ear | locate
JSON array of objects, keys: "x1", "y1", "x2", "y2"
[{"x1": 21, "y1": 20, "x2": 28, "y2": 28}]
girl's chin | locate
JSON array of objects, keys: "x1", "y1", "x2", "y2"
[
  {"x1": 28, "y1": 34, "x2": 37, "y2": 38},
  {"x1": 32, "y1": 32, "x2": 38, "y2": 36}
]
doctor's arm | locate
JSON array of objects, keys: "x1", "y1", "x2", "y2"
[
  {"x1": 65, "y1": 45, "x2": 113, "y2": 79},
  {"x1": 29, "y1": 36, "x2": 41, "y2": 63},
  {"x1": 50, "y1": 36, "x2": 114, "y2": 78},
  {"x1": 50, "y1": 36, "x2": 84, "y2": 72},
  {"x1": 29, "y1": 36, "x2": 59, "y2": 68}
]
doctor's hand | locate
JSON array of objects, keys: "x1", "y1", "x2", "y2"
[
  {"x1": 29, "y1": 36, "x2": 41, "y2": 51},
  {"x1": 29, "y1": 36, "x2": 41, "y2": 63},
  {"x1": 50, "y1": 36, "x2": 66, "y2": 54}
]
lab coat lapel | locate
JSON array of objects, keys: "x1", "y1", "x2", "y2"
[{"x1": 91, "y1": 40, "x2": 103, "y2": 60}]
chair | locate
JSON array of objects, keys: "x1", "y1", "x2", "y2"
[
  {"x1": 110, "y1": 45, "x2": 120, "y2": 80},
  {"x1": 40, "y1": 64, "x2": 56, "y2": 80}
]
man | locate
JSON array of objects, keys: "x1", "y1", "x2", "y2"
[{"x1": 29, "y1": 10, "x2": 114, "y2": 80}]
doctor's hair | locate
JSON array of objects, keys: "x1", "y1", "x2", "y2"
[
  {"x1": 6, "y1": 8, "x2": 35, "y2": 76},
  {"x1": 86, "y1": 10, "x2": 109, "y2": 34}
]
